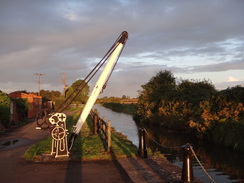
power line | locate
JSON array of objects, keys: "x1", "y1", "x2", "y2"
[
  {"x1": 34, "y1": 73, "x2": 45, "y2": 96},
  {"x1": 61, "y1": 72, "x2": 68, "y2": 96}
]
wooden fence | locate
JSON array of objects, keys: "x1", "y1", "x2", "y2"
[{"x1": 90, "y1": 110, "x2": 111, "y2": 152}]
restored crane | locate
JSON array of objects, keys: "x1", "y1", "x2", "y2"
[{"x1": 36, "y1": 31, "x2": 128, "y2": 157}]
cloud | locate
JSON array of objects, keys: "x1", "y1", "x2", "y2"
[
  {"x1": 227, "y1": 76, "x2": 239, "y2": 82},
  {"x1": 215, "y1": 81, "x2": 244, "y2": 90},
  {"x1": 0, "y1": 0, "x2": 244, "y2": 97},
  {"x1": 189, "y1": 59, "x2": 244, "y2": 73}
]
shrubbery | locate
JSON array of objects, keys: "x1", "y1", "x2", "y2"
[
  {"x1": 0, "y1": 92, "x2": 11, "y2": 128},
  {"x1": 134, "y1": 70, "x2": 244, "y2": 151}
]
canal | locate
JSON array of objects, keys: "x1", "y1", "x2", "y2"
[{"x1": 93, "y1": 104, "x2": 244, "y2": 183}]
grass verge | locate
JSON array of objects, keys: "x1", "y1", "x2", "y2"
[{"x1": 24, "y1": 111, "x2": 138, "y2": 161}]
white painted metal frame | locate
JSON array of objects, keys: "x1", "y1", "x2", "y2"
[{"x1": 73, "y1": 43, "x2": 124, "y2": 135}]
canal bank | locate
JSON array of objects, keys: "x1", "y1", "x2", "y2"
[{"x1": 94, "y1": 104, "x2": 244, "y2": 183}]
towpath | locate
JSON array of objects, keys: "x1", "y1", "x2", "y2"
[{"x1": 0, "y1": 117, "x2": 202, "y2": 183}]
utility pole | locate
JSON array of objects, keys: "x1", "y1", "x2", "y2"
[
  {"x1": 34, "y1": 73, "x2": 45, "y2": 96},
  {"x1": 61, "y1": 72, "x2": 68, "y2": 96}
]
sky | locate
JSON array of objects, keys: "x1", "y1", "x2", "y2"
[{"x1": 0, "y1": 0, "x2": 244, "y2": 98}]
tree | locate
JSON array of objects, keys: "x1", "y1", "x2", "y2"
[
  {"x1": 0, "y1": 91, "x2": 11, "y2": 128},
  {"x1": 66, "y1": 79, "x2": 90, "y2": 104},
  {"x1": 177, "y1": 79, "x2": 216, "y2": 106},
  {"x1": 141, "y1": 70, "x2": 176, "y2": 103},
  {"x1": 218, "y1": 85, "x2": 244, "y2": 103},
  {"x1": 135, "y1": 70, "x2": 177, "y2": 124},
  {"x1": 137, "y1": 70, "x2": 176, "y2": 110},
  {"x1": 39, "y1": 90, "x2": 61, "y2": 101}
]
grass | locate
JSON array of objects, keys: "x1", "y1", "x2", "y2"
[
  {"x1": 24, "y1": 137, "x2": 52, "y2": 161},
  {"x1": 24, "y1": 110, "x2": 138, "y2": 161}
]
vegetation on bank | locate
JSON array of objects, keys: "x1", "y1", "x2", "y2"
[
  {"x1": 24, "y1": 111, "x2": 137, "y2": 161},
  {"x1": 0, "y1": 92, "x2": 11, "y2": 128},
  {"x1": 0, "y1": 91, "x2": 29, "y2": 129},
  {"x1": 97, "y1": 96, "x2": 137, "y2": 104},
  {"x1": 102, "y1": 103, "x2": 137, "y2": 115},
  {"x1": 134, "y1": 70, "x2": 244, "y2": 152}
]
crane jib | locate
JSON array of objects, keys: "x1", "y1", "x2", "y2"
[{"x1": 68, "y1": 31, "x2": 128, "y2": 150}]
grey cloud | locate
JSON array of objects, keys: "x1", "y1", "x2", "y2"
[
  {"x1": 189, "y1": 59, "x2": 244, "y2": 73},
  {"x1": 0, "y1": 0, "x2": 244, "y2": 96}
]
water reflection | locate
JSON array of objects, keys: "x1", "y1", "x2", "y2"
[
  {"x1": 93, "y1": 104, "x2": 244, "y2": 183},
  {"x1": 145, "y1": 126, "x2": 244, "y2": 183},
  {"x1": 93, "y1": 104, "x2": 139, "y2": 146},
  {"x1": 196, "y1": 143, "x2": 244, "y2": 182}
]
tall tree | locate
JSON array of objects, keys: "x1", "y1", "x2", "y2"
[
  {"x1": 135, "y1": 70, "x2": 176, "y2": 123},
  {"x1": 177, "y1": 79, "x2": 216, "y2": 106},
  {"x1": 39, "y1": 90, "x2": 62, "y2": 101},
  {"x1": 139, "y1": 70, "x2": 176, "y2": 104},
  {"x1": 66, "y1": 79, "x2": 90, "y2": 104}
]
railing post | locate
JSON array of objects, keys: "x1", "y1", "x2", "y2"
[
  {"x1": 138, "y1": 128, "x2": 148, "y2": 158},
  {"x1": 107, "y1": 120, "x2": 111, "y2": 152},
  {"x1": 97, "y1": 112, "x2": 101, "y2": 132},
  {"x1": 93, "y1": 114, "x2": 98, "y2": 135},
  {"x1": 102, "y1": 117, "x2": 106, "y2": 133},
  {"x1": 181, "y1": 143, "x2": 194, "y2": 183}
]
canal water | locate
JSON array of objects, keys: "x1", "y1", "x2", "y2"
[
  {"x1": 93, "y1": 104, "x2": 139, "y2": 146},
  {"x1": 93, "y1": 104, "x2": 244, "y2": 183}
]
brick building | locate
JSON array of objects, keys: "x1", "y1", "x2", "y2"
[{"x1": 9, "y1": 91, "x2": 42, "y2": 119}]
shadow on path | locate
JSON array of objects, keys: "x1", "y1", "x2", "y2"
[{"x1": 65, "y1": 160, "x2": 82, "y2": 183}]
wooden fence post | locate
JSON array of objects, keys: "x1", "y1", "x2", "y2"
[
  {"x1": 93, "y1": 114, "x2": 98, "y2": 135},
  {"x1": 107, "y1": 120, "x2": 111, "y2": 152},
  {"x1": 97, "y1": 112, "x2": 101, "y2": 132},
  {"x1": 102, "y1": 117, "x2": 106, "y2": 134},
  {"x1": 91, "y1": 112, "x2": 111, "y2": 152}
]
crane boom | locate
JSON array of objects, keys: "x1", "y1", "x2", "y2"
[{"x1": 68, "y1": 31, "x2": 128, "y2": 150}]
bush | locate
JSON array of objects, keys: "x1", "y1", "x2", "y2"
[
  {"x1": 134, "y1": 70, "x2": 244, "y2": 151},
  {"x1": 15, "y1": 98, "x2": 29, "y2": 121},
  {"x1": 0, "y1": 92, "x2": 11, "y2": 128}
]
